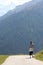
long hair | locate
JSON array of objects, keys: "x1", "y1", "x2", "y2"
[{"x1": 29, "y1": 41, "x2": 34, "y2": 48}]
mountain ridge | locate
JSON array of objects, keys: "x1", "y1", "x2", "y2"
[{"x1": 0, "y1": 0, "x2": 42, "y2": 20}]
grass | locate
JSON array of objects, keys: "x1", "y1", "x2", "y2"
[
  {"x1": 0, "y1": 55, "x2": 8, "y2": 65},
  {"x1": 34, "y1": 50, "x2": 43, "y2": 61}
]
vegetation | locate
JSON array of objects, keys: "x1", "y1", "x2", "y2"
[
  {"x1": 34, "y1": 50, "x2": 43, "y2": 61},
  {"x1": 0, "y1": 55, "x2": 8, "y2": 65}
]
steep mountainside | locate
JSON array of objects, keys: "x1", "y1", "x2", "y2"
[{"x1": 0, "y1": 0, "x2": 43, "y2": 54}]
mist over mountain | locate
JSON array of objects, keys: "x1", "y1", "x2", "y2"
[
  {"x1": 0, "y1": 0, "x2": 43, "y2": 54},
  {"x1": 0, "y1": 0, "x2": 41, "y2": 20}
]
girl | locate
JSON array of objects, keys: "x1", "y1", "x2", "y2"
[{"x1": 29, "y1": 41, "x2": 34, "y2": 58}]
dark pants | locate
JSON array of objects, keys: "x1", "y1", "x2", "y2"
[{"x1": 29, "y1": 51, "x2": 33, "y2": 55}]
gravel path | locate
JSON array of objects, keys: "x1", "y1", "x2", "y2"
[{"x1": 2, "y1": 55, "x2": 43, "y2": 65}]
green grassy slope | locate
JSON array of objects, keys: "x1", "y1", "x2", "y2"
[
  {"x1": 0, "y1": 55, "x2": 8, "y2": 65},
  {"x1": 34, "y1": 50, "x2": 43, "y2": 61}
]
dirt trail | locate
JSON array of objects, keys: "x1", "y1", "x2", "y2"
[{"x1": 2, "y1": 55, "x2": 43, "y2": 65}]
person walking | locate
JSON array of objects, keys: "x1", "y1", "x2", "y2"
[{"x1": 29, "y1": 41, "x2": 34, "y2": 58}]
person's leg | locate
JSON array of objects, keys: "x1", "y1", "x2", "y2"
[
  {"x1": 31, "y1": 51, "x2": 33, "y2": 58},
  {"x1": 29, "y1": 52, "x2": 32, "y2": 59},
  {"x1": 30, "y1": 55, "x2": 31, "y2": 59}
]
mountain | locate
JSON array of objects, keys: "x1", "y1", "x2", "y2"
[
  {"x1": 13, "y1": 0, "x2": 41, "y2": 13},
  {"x1": 0, "y1": 0, "x2": 41, "y2": 20},
  {"x1": 0, "y1": 0, "x2": 43, "y2": 54}
]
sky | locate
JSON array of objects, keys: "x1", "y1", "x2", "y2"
[{"x1": 0, "y1": 0, "x2": 32, "y2": 16}]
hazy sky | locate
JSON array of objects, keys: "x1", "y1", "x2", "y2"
[{"x1": 0, "y1": 0, "x2": 32, "y2": 16}]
